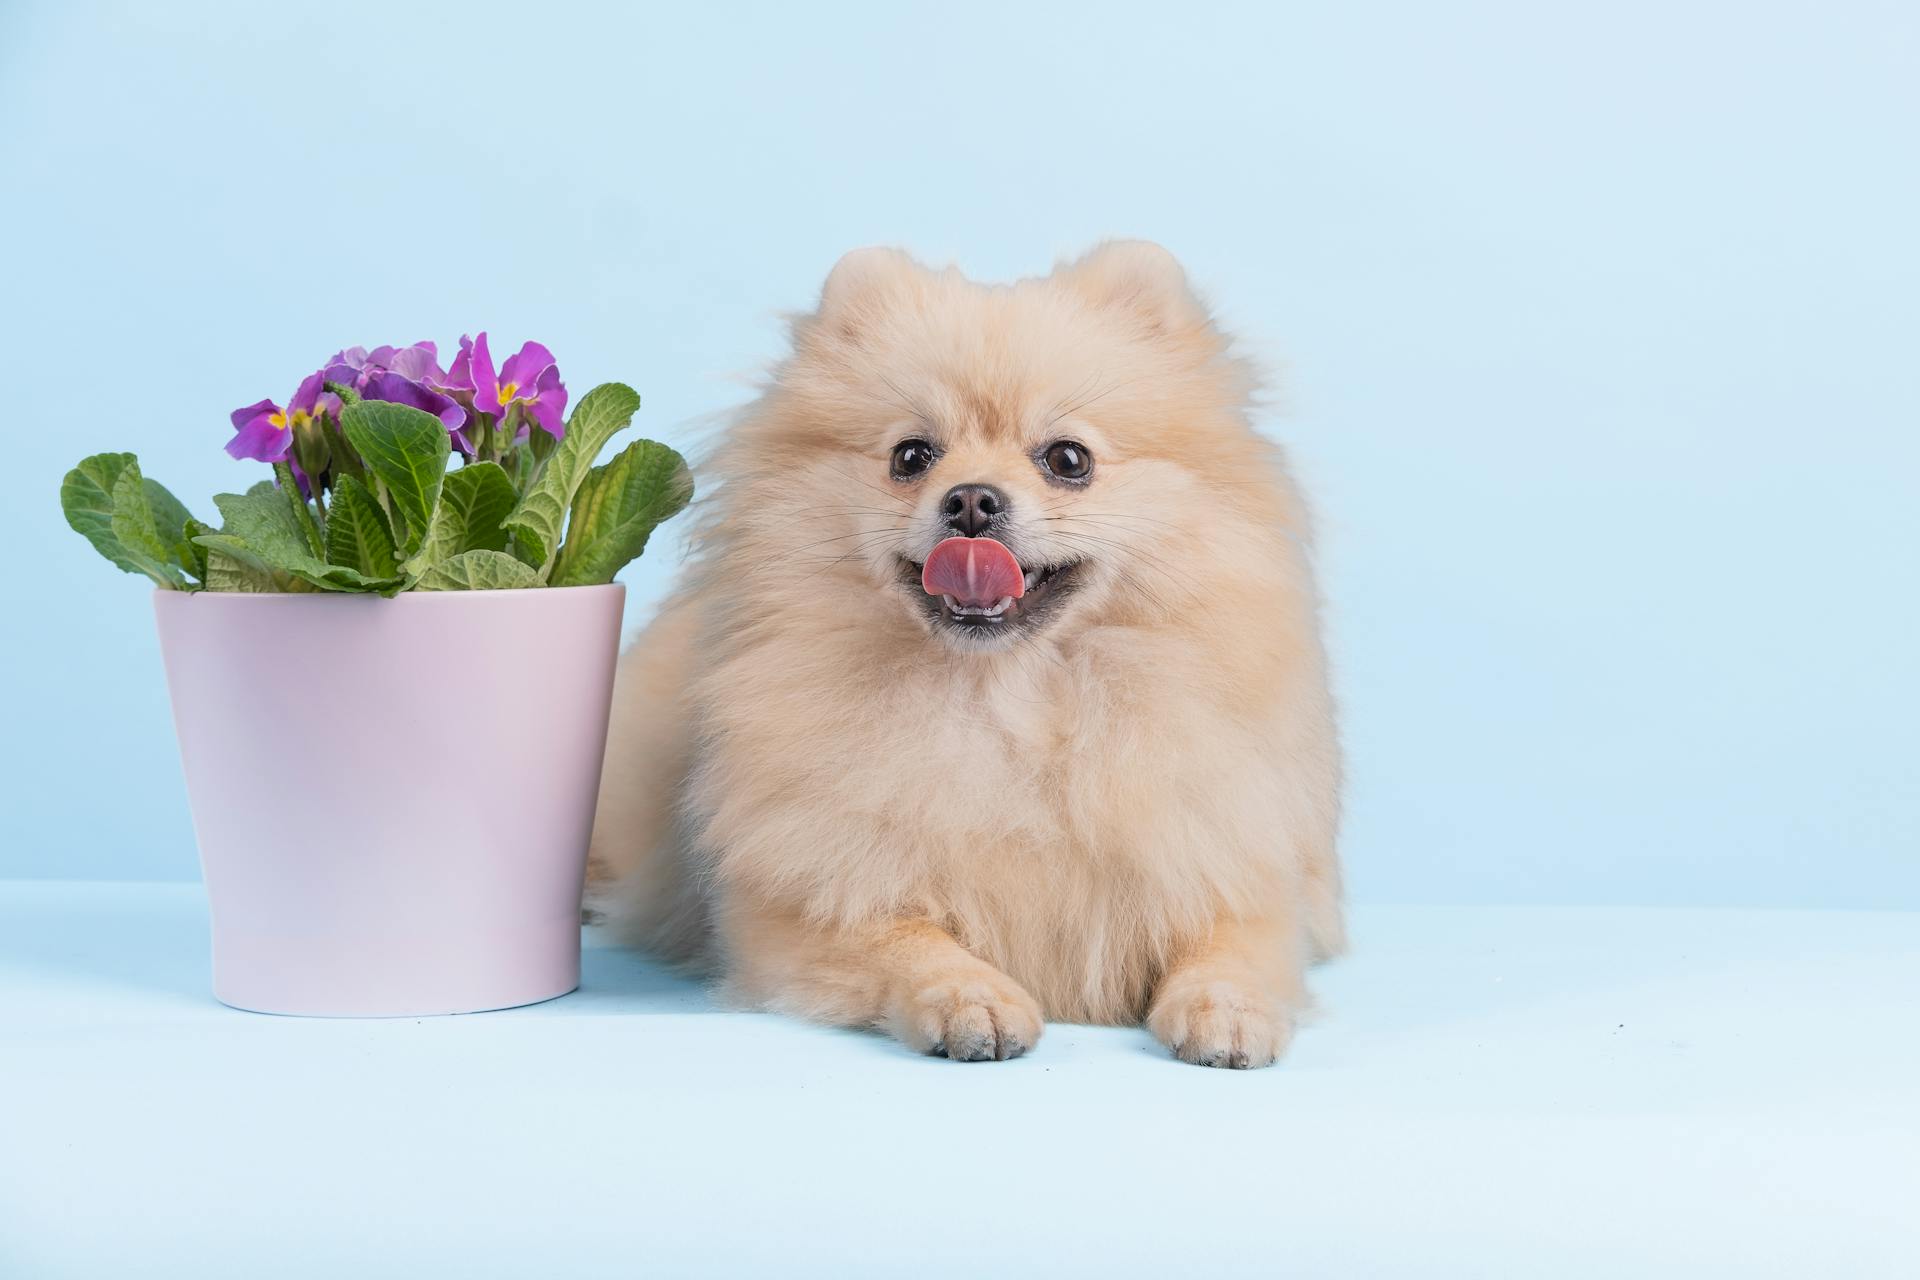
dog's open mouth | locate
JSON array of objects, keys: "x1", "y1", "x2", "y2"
[{"x1": 900, "y1": 538, "x2": 1082, "y2": 635}]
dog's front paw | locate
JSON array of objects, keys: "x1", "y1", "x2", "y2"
[
  {"x1": 895, "y1": 969, "x2": 1044, "y2": 1062},
  {"x1": 1147, "y1": 979, "x2": 1292, "y2": 1069}
]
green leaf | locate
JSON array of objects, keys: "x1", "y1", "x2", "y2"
[
  {"x1": 205, "y1": 488, "x2": 403, "y2": 594},
  {"x1": 323, "y1": 474, "x2": 399, "y2": 578},
  {"x1": 200, "y1": 542, "x2": 292, "y2": 592},
  {"x1": 62, "y1": 453, "x2": 206, "y2": 587},
  {"x1": 340, "y1": 399, "x2": 450, "y2": 556},
  {"x1": 63, "y1": 453, "x2": 151, "y2": 580},
  {"x1": 406, "y1": 461, "x2": 516, "y2": 574},
  {"x1": 272, "y1": 462, "x2": 325, "y2": 558},
  {"x1": 178, "y1": 517, "x2": 214, "y2": 583},
  {"x1": 108, "y1": 464, "x2": 189, "y2": 587},
  {"x1": 549, "y1": 440, "x2": 693, "y2": 587},
  {"x1": 503, "y1": 382, "x2": 641, "y2": 572},
  {"x1": 142, "y1": 477, "x2": 192, "y2": 548},
  {"x1": 414, "y1": 549, "x2": 544, "y2": 592},
  {"x1": 145, "y1": 478, "x2": 209, "y2": 584},
  {"x1": 321, "y1": 417, "x2": 366, "y2": 486}
]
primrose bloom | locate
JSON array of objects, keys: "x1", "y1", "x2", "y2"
[
  {"x1": 323, "y1": 341, "x2": 468, "y2": 442},
  {"x1": 325, "y1": 341, "x2": 445, "y2": 390},
  {"x1": 446, "y1": 333, "x2": 567, "y2": 442},
  {"x1": 225, "y1": 371, "x2": 338, "y2": 464}
]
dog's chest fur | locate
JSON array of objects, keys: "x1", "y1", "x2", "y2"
[{"x1": 696, "y1": 628, "x2": 1291, "y2": 1023}]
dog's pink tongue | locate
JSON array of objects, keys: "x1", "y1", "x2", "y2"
[{"x1": 922, "y1": 537, "x2": 1025, "y2": 606}]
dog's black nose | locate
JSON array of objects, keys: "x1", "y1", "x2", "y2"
[{"x1": 941, "y1": 484, "x2": 1007, "y2": 537}]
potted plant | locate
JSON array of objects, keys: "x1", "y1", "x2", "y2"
[{"x1": 60, "y1": 337, "x2": 692, "y2": 1017}]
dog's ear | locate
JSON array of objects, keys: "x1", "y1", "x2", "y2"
[
  {"x1": 816, "y1": 247, "x2": 926, "y2": 341},
  {"x1": 1059, "y1": 240, "x2": 1209, "y2": 336}
]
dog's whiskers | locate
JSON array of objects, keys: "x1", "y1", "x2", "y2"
[
  {"x1": 877, "y1": 373, "x2": 936, "y2": 424},
  {"x1": 820, "y1": 461, "x2": 915, "y2": 511},
  {"x1": 1046, "y1": 373, "x2": 1140, "y2": 428},
  {"x1": 783, "y1": 532, "x2": 916, "y2": 585},
  {"x1": 755, "y1": 529, "x2": 910, "y2": 576}
]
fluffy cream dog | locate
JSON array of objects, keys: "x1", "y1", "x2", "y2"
[{"x1": 588, "y1": 242, "x2": 1343, "y2": 1068}]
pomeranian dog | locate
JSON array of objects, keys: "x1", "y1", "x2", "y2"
[{"x1": 588, "y1": 242, "x2": 1343, "y2": 1068}]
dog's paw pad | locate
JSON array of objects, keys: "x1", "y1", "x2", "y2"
[{"x1": 1147, "y1": 980, "x2": 1291, "y2": 1069}]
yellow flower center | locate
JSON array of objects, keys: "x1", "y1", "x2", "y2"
[
  {"x1": 268, "y1": 411, "x2": 288, "y2": 430},
  {"x1": 497, "y1": 381, "x2": 518, "y2": 407}
]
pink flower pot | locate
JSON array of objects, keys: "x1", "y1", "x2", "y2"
[{"x1": 152, "y1": 585, "x2": 625, "y2": 1017}]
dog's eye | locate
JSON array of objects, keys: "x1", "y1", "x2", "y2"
[
  {"x1": 890, "y1": 438, "x2": 937, "y2": 481},
  {"x1": 1040, "y1": 440, "x2": 1094, "y2": 482}
]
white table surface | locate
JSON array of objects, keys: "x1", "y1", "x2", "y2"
[{"x1": 2, "y1": 882, "x2": 1915, "y2": 1278}]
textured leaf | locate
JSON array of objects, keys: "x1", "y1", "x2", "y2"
[
  {"x1": 205, "y1": 489, "x2": 402, "y2": 594},
  {"x1": 143, "y1": 477, "x2": 192, "y2": 549},
  {"x1": 62, "y1": 453, "x2": 205, "y2": 587},
  {"x1": 200, "y1": 542, "x2": 292, "y2": 592},
  {"x1": 178, "y1": 517, "x2": 214, "y2": 584},
  {"x1": 550, "y1": 439, "x2": 692, "y2": 587},
  {"x1": 272, "y1": 462, "x2": 325, "y2": 558},
  {"x1": 321, "y1": 416, "x2": 366, "y2": 486},
  {"x1": 145, "y1": 478, "x2": 208, "y2": 583},
  {"x1": 340, "y1": 399, "x2": 450, "y2": 556},
  {"x1": 108, "y1": 464, "x2": 188, "y2": 587},
  {"x1": 414, "y1": 549, "x2": 543, "y2": 591},
  {"x1": 323, "y1": 475, "x2": 399, "y2": 578},
  {"x1": 62, "y1": 453, "x2": 148, "y2": 578},
  {"x1": 407, "y1": 461, "x2": 515, "y2": 574},
  {"x1": 503, "y1": 382, "x2": 640, "y2": 572}
]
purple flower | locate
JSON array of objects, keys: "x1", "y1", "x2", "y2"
[
  {"x1": 445, "y1": 333, "x2": 567, "y2": 441},
  {"x1": 225, "y1": 371, "x2": 337, "y2": 464},
  {"x1": 322, "y1": 341, "x2": 470, "y2": 447},
  {"x1": 363, "y1": 370, "x2": 469, "y2": 436},
  {"x1": 225, "y1": 398, "x2": 291, "y2": 464},
  {"x1": 225, "y1": 336, "x2": 561, "y2": 475},
  {"x1": 325, "y1": 341, "x2": 443, "y2": 390},
  {"x1": 373, "y1": 342, "x2": 444, "y2": 384}
]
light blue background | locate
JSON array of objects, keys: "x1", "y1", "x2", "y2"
[{"x1": 2, "y1": 1, "x2": 1914, "y2": 906}]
